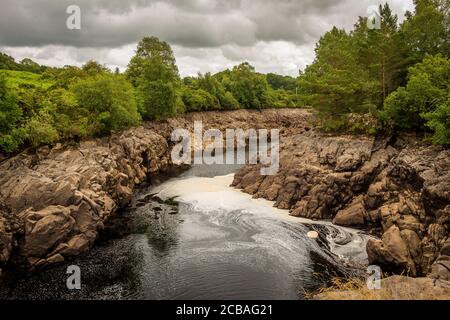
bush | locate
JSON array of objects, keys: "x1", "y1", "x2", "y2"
[
  {"x1": 0, "y1": 75, "x2": 26, "y2": 153},
  {"x1": 181, "y1": 87, "x2": 220, "y2": 112},
  {"x1": 25, "y1": 110, "x2": 59, "y2": 147},
  {"x1": 220, "y1": 91, "x2": 240, "y2": 110},
  {"x1": 72, "y1": 75, "x2": 140, "y2": 134},
  {"x1": 0, "y1": 127, "x2": 27, "y2": 154},
  {"x1": 423, "y1": 96, "x2": 450, "y2": 145},
  {"x1": 382, "y1": 54, "x2": 449, "y2": 131}
]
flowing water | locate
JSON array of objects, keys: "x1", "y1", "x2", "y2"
[{"x1": 0, "y1": 150, "x2": 372, "y2": 300}]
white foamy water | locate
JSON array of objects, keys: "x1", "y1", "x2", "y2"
[
  {"x1": 153, "y1": 173, "x2": 372, "y2": 262},
  {"x1": 120, "y1": 172, "x2": 373, "y2": 299}
]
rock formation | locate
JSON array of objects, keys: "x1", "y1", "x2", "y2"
[{"x1": 232, "y1": 130, "x2": 450, "y2": 278}]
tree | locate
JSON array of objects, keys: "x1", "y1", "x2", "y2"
[
  {"x1": 226, "y1": 62, "x2": 271, "y2": 110},
  {"x1": 24, "y1": 108, "x2": 59, "y2": 147},
  {"x1": 82, "y1": 60, "x2": 110, "y2": 76},
  {"x1": 72, "y1": 75, "x2": 140, "y2": 135},
  {"x1": 196, "y1": 73, "x2": 240, "y2": 110},
  {"x1": 382, "y1": 54, "x2": 450, "y2": 131},
  {"x1": 266, "y1": 73, "x2": 297, "y2": 91},
  {"x1": 20, "y1": 58, "x2": 43, "y2": 73},
  {"x1": 126, "y1": 36, "x2": 179, "y2": 86},
  {"x1": 0, "y1": 75, "x2": 26, "y2": 153},
  {"x1": 401, "y1": 0, "x2": 449, "y2": 64},
  {"x1": 299, "y1": 27, "x2": 378, "y2": 120},
  {"x1": 0, "y1": 52, "x2": 20, "y2": 71},
  {"x1": 352, "y1": 4, "x2": 408, "y2": 105},
  {"x1": 127, "y1": 37, "x2": 180, "y2": 119},
  {"x1": 181, "y1": 86, "x2": 220, "y2": 112}
]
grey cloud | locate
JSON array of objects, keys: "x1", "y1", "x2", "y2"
[
  {"x1": 0, "y1": 0, "x2": 413, "y2": 49},
  {"x1": 0, "y1": 0, "x2": 414, "y2": 76}
]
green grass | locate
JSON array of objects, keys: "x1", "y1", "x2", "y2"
[{"x1": 0, "y1": 70, "x2": 55, "y2": 90}]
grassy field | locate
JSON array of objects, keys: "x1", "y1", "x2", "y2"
[{"x1": 0, "y1": 70, "x2": 55, "y2": 90}]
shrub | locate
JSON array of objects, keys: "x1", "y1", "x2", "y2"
[
  {"x1": 72, "y1": 75, "x2": 140, "y2": 134},
  {"x1": 181, "y1": 87, "x2": 220, "y2": 112},
  {"x1": 25, "y1": 110, "x2": 59, "y2": 147},
  {"x1": 423, "y1": 96, "x2": 450, "y2": 145}
]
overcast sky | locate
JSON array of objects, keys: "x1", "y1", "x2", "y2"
[{"x1": 0, "y1": 0, "x2": 414, "y2": 77}]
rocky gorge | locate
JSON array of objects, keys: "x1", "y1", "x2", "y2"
[
  {"x1": 232, "y1": 126, "x2": 450, "y2": 282},
  {"x1": 0, "y1": 109, "x2": 311, "y2": 275},
  {"x1": 0, "y1": 108, "x2": 449, "y2": 299}
]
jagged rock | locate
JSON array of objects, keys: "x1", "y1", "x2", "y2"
[
  {"x1": 367, "y1": 226, "x2": 417, "y2": 276},
  {"x1": 0, "y1": 218, "x2": 12, "y2": 264},
  {"x1": 234, "y1": 129, "x2": 450, "y2": 276},
  {"x1": 21, "y1": 206, "x2": 75, "y2": 259},
  {"x1": 430, "y1": 238, "x2": 450, "y2": 281},
  {"x1": 58, "y1": 234, "x2": 90, "y2": 257},
  {"x1": 333, "y1": 196, "x2": 366, "y2": 227}
]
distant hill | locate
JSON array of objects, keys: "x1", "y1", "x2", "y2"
[{"x1": 0, "y1": 52, "x2": 47, "y2": 74}]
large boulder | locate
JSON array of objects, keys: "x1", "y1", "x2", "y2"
[
  {"x1": 333, "y1": 196, "x2": 366, "y2": 227},
  {"x1": 367, "y1": 225, "x2": 417, "y2": 276},
  {"x1": 20, "y1": 206, "x2": 75, "y2": 259}
]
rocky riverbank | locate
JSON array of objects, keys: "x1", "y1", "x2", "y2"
[
  {"x1": 232, "y1": 130, "x2": 450, "y2": 281},
  {"x1": 0, "y1": 109, "x2": 311, "y2": 275}
]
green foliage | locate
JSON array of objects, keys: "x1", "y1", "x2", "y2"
[
  {"x1": 136, "y1": 80, "x2": 177, "y2": 120},
  {"x1": 0, "y1": 52, "x2": 20, "y2": 71},
  {"x1": 226, "y1": 62, "x2": 271, "y2": 110},
  {"x1": 423, "y1": 95, "x2": 450, "y2": 145},
  {"x1": 299, "y1": 0, "x2": 449, "y2": 140},
  {"x1": 299, "y1": 27, "x2": 379, "y2": 118},
  {"x1": 82, "y1": 60, "x2": 110, "y2": 76},
  {"x1": 196, "y1": 73, "x2": 240, "y2": 110},
  {"x1": 126, "y1": 37, "x2": 179, "y2": 87},
  {"x1": 25, "y1": 109, "x2": 59, "y2": 147},
  {"x1": 127, "y1": 37, "x2": 180, "y2": 120},
  {"x1": 266, "y1": 73, "x2": 298, "y2": 91},
  {"x1": 72, "y1": 75, "x2": 140, "y2": 134},
  {"x1": 0, "y1": 70, "x2": 55, "y2": 90},
  {"x1": 181, "y1": 86, "x2": 220, "y2": 112},
  {"x1": 45, "y1": 88, "x2": 89, "y2": 139},
  {"x1": 0, "y1": 75, "x2": 27, "y2": 153},
  {"x1": 382, "y1": 54, "x2": 450, "y2": 130},
  {"x1": 0, "y1": 34, "x2": 310, "y2": 154},
  {"x1": 401, "y1": 0, "x2": 450, "y2": 64},
  {"x1": 0, "y1": 52, "x2": 46, "y2": 73}
]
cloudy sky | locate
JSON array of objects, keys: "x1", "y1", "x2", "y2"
[{"x1": 0, "y1": 0, "x2": 414, "y2": 77}]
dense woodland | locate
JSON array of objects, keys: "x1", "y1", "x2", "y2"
[
  {"x1": 0, "y1": 0, "x2": 448, "y2": 155},
  {"x1": 299, "y1": 0, "x2": 449, "y2": 141}
]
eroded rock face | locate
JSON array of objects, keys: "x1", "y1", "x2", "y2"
[
  {"x1": 233, "y1": 131, "x2": 450, "y2": 277},
  {"x1": 0, "y1": 218, "x2": 12, "y2": 264},
  {"x1": 0, "y1": 109, "x2": 312, "y2": 271}
]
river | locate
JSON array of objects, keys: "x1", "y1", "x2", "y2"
[{"x1": 0, "y1": 150, "x2": 371, "y2": 300}]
